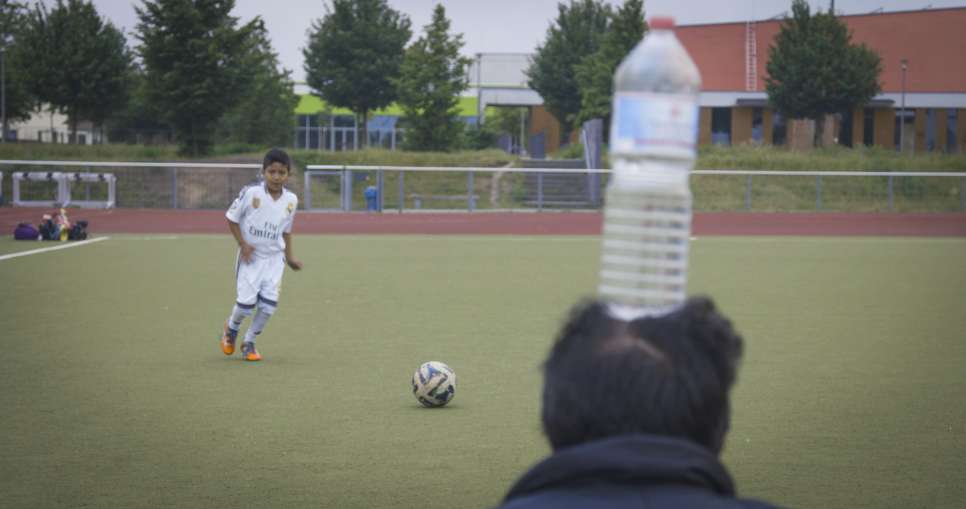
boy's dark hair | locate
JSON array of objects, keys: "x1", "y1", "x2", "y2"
[
  {"x1": 541, "y1": 296, "x2": 744, "y2": 454},
  {"x1": 263, "y1": 148, "x2": 292, "y2": 172}
]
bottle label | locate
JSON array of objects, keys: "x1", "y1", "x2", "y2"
[{"x1": 611, "y1": 92, "x2": 699, "y2": 159}]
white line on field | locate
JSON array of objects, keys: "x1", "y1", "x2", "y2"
[{"x1": 0, "y1": 237, "x2": 110, "y2": 261}]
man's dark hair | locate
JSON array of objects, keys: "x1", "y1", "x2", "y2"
[
  {"x1": 541, "y1": 296, "x2": 744, "y2": 454},
  {"x1": 263, "y1": 148, "x2": 293, "y2": 171}
]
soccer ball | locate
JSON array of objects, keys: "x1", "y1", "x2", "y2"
[{"x1": 412, "y1": 361, "x2": 456, "y2": 408}]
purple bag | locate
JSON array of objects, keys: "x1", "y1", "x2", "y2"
[{"x1": 14, "y1": 222, "x2": 39, "y2": 240}]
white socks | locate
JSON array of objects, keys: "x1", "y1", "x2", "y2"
[
  {"x1": 243, "y1": 301, "x2": 277, "y2": 343},
  {"x1": 228, "y1": 303, "x2": 255, "y2": 332}
]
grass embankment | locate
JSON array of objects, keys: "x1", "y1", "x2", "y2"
[
  {"x1": 696, "y1": 143, "x2": 966, "y2": 171},
  {"x1": 692, "y1": 145, "x2": 966, "y2": 212}
]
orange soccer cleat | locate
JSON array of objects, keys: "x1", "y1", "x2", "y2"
[
  {"x1": 220, "y1": 322, "x2": 238, "y2": 355},
  {"x1": 241, "y1": 342, "x2": 262, "y2": 362}
]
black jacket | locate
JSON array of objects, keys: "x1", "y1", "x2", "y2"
[{"x1": 496, "y1": 434, "x2": 781, "y2": 509}]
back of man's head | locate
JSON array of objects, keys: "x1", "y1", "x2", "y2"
[{"x1": 541, "y1": 296, "x2": 744, "y2": 454}]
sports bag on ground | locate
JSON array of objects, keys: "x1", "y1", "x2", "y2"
[{"x1": 14, "y1": 222, "x2": 39, "y2": 240}]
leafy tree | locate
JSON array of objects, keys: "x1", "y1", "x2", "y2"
[
  {"x1": 490, "y1": 107, "x2": 528, "y2": 139},
  {"x1": 765, "y1": 0, "x2": 881, "y2": 144},
  {"x1": 217, "y1": 23, "x2": 298, "y2": 147},
  {"x1": 19, "y1": 0, "x2": 132, "y2": 142},
  {"x1": 460, "y1": 123, "x2": 498, "y2": 150},
  {"x1": 103, "y1": 68, "x2": 173, "y2": 144},
  {"x1": 304, "y1": 0, "x2": 411, "y2": 147},
  {"x1": 526, "y1": 0, "x2": 611, "y2": 141},
  {"x1": 136, "y1": 0, "x2": 258, "y2": 155},
  {"x1": 0, "y1": 1, "x2": 36, "y2": 140},
  {"x1": 395, "y1": 5, "x2": 470, "y2": 151},
  {"x1": 573, "y1": 0, "x2": 646, "y2": 131}
]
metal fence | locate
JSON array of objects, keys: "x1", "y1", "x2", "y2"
[{"x1": 1, "y1": 160, "x2": 964, "y2": 213}]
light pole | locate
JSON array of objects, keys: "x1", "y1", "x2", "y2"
[
  {"x1": 1, "y1": 46, "x2": 6, "y2": 144},
  {"x1": 476, "y1": 53, "x2": 483, "y2": 125},
  {"x1": 899, "y1": 59, "x2": 907, "y2": 153}
]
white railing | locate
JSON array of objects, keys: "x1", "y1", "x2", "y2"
[
  {"x1": 305, "y1": 165, "x2": 966, "y2": 212},
  {"x1": 1, "y1": 160, "x2": 964, "y2": 212}
]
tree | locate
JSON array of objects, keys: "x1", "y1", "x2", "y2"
[
  {"x1": 18, "y1": 0, "x2": 132, "y2": 142},
  {"x1": 0, "y1": 1, "x2": 37, "y2": 140},
  {"x1": 395, "y1": 5, "x2": 470, "y2": 152},
  {"x1": 304, "y1": 0, "x2": 411, "y2": 148},
  {"x1": 103, "y1": 67, "x2": 173, "y2": 144},
  {"x1": 765, "y1": 0, "x2": 881, "y2": 145},
  {"x1": 136, "y1": 0, "x2": 259, "y2": 155},
  {"x1": 217, "y1": 23, "x2": 298, "y2": 147},
  {"x1": 526, "y1": 0, "x2": 611, "y2": 141},
  {"x1": 573, "y1": 0, "x2": 646, "y2": 131}
]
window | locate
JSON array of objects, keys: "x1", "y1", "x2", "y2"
[
  {"x1": 333, "y1": 115, "x2": 355, "y2": 128},
  {"x1": 710, "y1": 108, "x2": 731, "y2": 146},
  {"x1": 948, "y1": 109, "x2": 958, "y2": 153},
  {"x1": 925, "y1": 109, "x2": 936, "y2": 151},
  {"x1": 863, "y1": 109, "x2": 874, "y2": 147},
  {"x1": 751, "y1": 108, "x2": 764, "y2": 143}
]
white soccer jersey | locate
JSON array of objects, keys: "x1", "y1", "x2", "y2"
[{"x1": 226, "y1": 183, "x2": 298, "y2": 259}]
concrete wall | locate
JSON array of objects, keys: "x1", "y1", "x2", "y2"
[
  {"x1": 731, "y1": 107, "x2": 753, "y2": 145},
  {"x1": 698, "y1": 107, "x2": 712, "y2": 146},
  {"x1": 874, "y1": 109, "x2": 896, "y2": 150},
  {"x1": 788, "y1": 119, "x2": 815, "y2": 151}
]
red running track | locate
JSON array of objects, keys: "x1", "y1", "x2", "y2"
[{"x1": 1, "y1": 207, "x2": 965, "y2": 236}]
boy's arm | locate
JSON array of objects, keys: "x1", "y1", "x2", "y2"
[
  {"x1": 283, "y1": 232, "x2": 302, "y2": 271},
  {"x1": 228, "y1": 219, "x2": 255, "y2": 263}
]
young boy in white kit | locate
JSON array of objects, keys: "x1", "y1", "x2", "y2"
[{"x1": 219, "y1": 148, "x2": 303, "y2": 361}]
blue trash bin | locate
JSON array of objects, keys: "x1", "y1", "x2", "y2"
[{"x1": 364, "y1": 185, "x2": 378, "y2": 211}]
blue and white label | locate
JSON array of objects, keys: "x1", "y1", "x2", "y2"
[{"x1": 611, "y1": 92, "x2": 699, "y2": 159}]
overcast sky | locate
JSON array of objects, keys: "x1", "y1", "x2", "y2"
[{"x1": 90, "y1": 0, "x2": 964, "y2": 83}]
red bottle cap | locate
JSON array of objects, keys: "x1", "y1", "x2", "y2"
[{"x1": 649, "y1": 17, "x2": 675, "y2": 29}]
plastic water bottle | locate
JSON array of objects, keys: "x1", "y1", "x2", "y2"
[{"x1": 598, "y1": 17, "x2": 701, "y2": 321}]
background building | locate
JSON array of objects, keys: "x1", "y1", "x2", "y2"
[
  {"x1": 9, "y1": 107, "x2": 102, "y2": 145},
  {"x1": 677, "y1": 6, "x2": 966, "y2": 153},
  {"x1": 292, "y1": 7, "x2": 966, "y2": 156}
]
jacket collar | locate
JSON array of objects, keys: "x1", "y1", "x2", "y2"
[{"x1": 504, "y1": 434, "x2": 735, "y2": 502}]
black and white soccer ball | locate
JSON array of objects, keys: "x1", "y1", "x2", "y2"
[{"x1": 411, "y1": 361, "x2": 456, "y2": 408}]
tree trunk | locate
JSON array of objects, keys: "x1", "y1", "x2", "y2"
[
  {"x1": 71, "y1": 116, "x2": 78, "y2": 145},
  {"x1": 359, "y1": 108, "x2": 368, "y2": 149},
  {"x1": 813, "y1": 115, "x2": 824, "y2": 148}
]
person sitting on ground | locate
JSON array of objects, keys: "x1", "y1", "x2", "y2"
[{"x1": 495, "y1": 296, "x2": 781, "y2": 509}]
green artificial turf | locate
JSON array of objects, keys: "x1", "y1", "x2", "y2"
[{"x1": 1, "y1": 234, "x2": 964, "y2": 508}]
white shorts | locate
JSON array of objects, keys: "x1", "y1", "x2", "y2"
[{"x1": 236, "y1": 253, "x2": 285, "y2": 306}]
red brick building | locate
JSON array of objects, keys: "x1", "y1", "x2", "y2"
[{"x1": 675, "y1": 7, "x2": 966, "y2": 152}]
